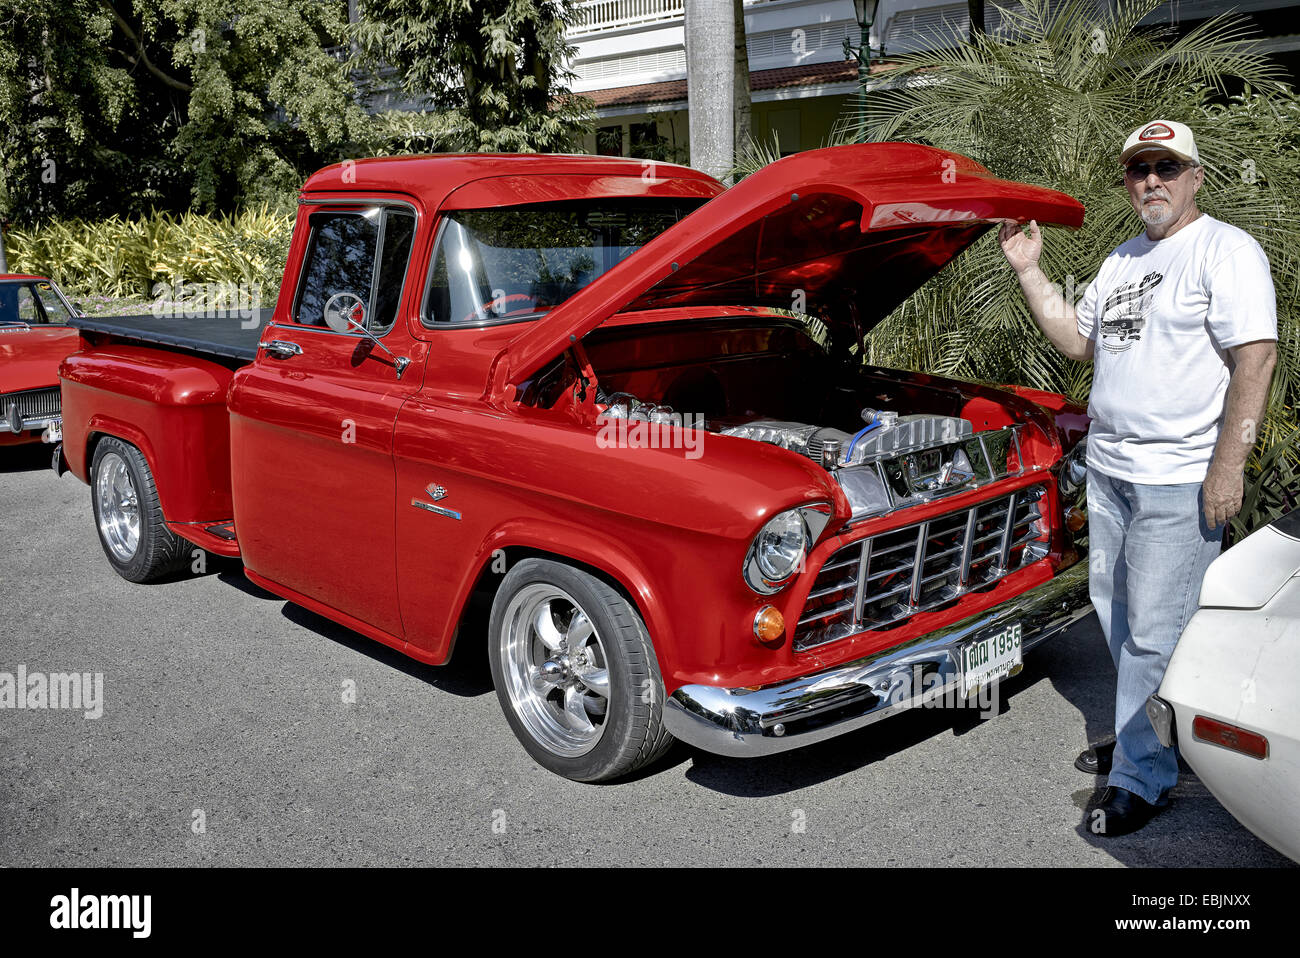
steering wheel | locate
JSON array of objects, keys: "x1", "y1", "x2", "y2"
[{"x1": 460, "y1": 292, "x2": 537, "y2": 324}]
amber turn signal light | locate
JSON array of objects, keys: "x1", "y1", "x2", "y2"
[
  {"x1": 753, "y1": 605, "x2": 785, "y2": 647},
  {"x1": 1192, "y1": 715, "x2": 1268, "y2": 759}
]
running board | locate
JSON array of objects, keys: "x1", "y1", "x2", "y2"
[{"x1": 167, "y1": 519, "x2": 241, "y2": 558}]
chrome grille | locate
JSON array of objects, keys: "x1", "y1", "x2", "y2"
[
  {"x1": 794, "y1": 484, "x2": 1049, "y2": 651},
  {"x1": 2, "y1": 387, "x2": 61, "y2": 421}
]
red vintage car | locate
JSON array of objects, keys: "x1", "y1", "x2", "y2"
[
  {"x1": 1, "y1": 274, "x2": 80, "y2": 445},
  {"x1": 58, "y1": 144, "x2": 1094, "y2": 781}
]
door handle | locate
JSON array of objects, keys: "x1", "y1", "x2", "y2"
[{"x1": 258, "y1": 340, "x2": 302, "y2": 359}]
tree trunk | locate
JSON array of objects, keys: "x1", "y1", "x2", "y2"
[
  {"x1": 733, "y1": 0, "x2": 752, "y2": 157},
  {"x1": 968, "y1": 0, "x2": 986, "y2": 43},
  {"x1": 685, "y1": 0, "x2": 734, "y2": 183}
]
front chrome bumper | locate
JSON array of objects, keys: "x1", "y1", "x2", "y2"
[
  {"x1": 0, "y1": 412, "x2": 60, "y2": 434},
  {"x1": 1, "y1": 397, "x2": 61, "y2": 438},
  {"x1": 664, "y1": 558, "x2": 1093, "y2": 757}
]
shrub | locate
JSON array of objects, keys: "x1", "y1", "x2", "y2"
[{"x1": 6, "y1": 205, "x2": 294, "y2": 302}]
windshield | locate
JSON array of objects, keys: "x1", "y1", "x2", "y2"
[
  {"x1": 424, "y1": 198, "x2": 705, "y2": 325},
  {"x1": 0, "y1": 281, "x2": 73, "y2": 326}
]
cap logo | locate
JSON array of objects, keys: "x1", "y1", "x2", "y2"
[{"x1": 1139, "y1": 123, "x2": 1175, "y2": 141}]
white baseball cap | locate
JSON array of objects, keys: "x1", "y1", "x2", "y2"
[{"x1": 1120, "y1": 120, "x2": 1200, "y2": 165}]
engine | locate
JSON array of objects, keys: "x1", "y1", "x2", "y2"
[
  {"x1": 719, "y1": 410, "x2": 973, "y2": 469},
  {"x1": 721, "y1": 411, "x2": 1019, "y2": 518},
  {"x1": 597, "y1": 391, "x2": 1019, "y2": 518}
]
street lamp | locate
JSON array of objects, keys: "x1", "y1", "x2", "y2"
[{"x1": 843, "y1": 0, "x2": 881, "y2": 128}]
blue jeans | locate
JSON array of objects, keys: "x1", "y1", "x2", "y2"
[{"x1": 1085, "y1": 465, "x2": 1224, "y2": 805}]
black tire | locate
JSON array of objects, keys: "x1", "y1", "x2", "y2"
[
  {"x1": 90, "y1": 437, "x2": 189, "y2": 583},
  {"x1": 488, "y1": 558, "x2": 674, "y2": 782}
]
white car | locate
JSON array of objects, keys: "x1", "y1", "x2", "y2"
[{"x1": 1147, "y1": 507, "x2": 1300, "y2": 862}]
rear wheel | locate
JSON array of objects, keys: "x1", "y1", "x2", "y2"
[
  {"x1": 90, "y1": 437, "x2": 189, "y2": 583},
  {"x1": 488, "y1": 558, "x2": 673, "y2": 782}
]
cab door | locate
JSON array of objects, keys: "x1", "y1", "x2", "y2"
[{"x1": 229, "y1": 201, "x2": 427, "y2": 639}]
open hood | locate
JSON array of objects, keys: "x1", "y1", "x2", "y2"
[{"x1": 493, "y1": 143, "x2": 1083, "y2": 395}]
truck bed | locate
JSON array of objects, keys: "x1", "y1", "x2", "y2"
[{"x1": 70, "y1": 309, "x2": 273, "y2": 363}]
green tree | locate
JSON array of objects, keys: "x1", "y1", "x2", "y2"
[
  {"x1": 0, "y1": 1, "x2": 156, "y2": 221},
  {"x1": 351, "y1": 0, "x2": 593, "y2": 153},
  {"x1": 0, "y1": 1, "x2": 371, "y2": 222},
  {"x1": 166, "y1": 0, "x2": 373, "y2": 209}
]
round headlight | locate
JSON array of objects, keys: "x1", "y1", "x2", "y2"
[
  {"x1": 743, "y1": 504, "x2": 832, "y2": 595},
  {"x1": 757, "y1": 510, "x2": 807, "y2": 580},
  {"x1": 743, "y1": 506, "x2": 830, "y2": 595}
]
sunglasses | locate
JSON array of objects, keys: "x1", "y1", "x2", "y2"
[{"x1": 1124, "y1": 158, "x2": 1190, "y2": 181}]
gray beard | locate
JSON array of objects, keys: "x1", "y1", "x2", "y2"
[{"x1": 1140, "y1": 199, "x2": 1174, "y2": 226}]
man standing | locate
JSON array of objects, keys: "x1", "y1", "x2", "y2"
[{"x1": 998, "y1": 120, "x2": 1278, "y2": 835}]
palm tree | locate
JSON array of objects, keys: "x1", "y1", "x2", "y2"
[
  {"x1": 825, "y1": 0, "x2": 1300, "y2": 539},
  {"x1": 734, "y1": 0, "x2": 752, "y2": 156},
  {"x1": 685, "y1": 0, "x2": 735, "y2": 181}
]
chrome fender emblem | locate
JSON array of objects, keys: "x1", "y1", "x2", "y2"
[{"x1": 412, "y1": 482, "x2": 461, "y2": 520}]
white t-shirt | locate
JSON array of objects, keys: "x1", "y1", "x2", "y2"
[{"x1": 1075, "y1": 213, "x2": 1277, "y2": 483}]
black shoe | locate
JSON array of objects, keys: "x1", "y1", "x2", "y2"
[
  {"x1": 1088, "y1": 786, "x2": 1165, "y2": 837},
  {"x1": 1075, "y1": 738, "x2": 1116, "y2": 775}
]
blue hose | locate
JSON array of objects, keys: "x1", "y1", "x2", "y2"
[{"x1": 845, "y1": 417, "x2": 881, "y2": 463}]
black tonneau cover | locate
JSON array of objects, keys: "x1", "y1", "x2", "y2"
[{"x1": 70, "y1": 309, "x2": 273, "y2": 362}]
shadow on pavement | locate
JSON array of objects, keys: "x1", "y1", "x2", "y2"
[
  {"x1": 1069, "y1": 781, "x2": 1297, "y2": 867},
  {"x1": 277, "y1": 598, "x2": 494, "y2": 698},
  {"x1": 1040, "y1": 610, "x2": 1117, "y2": 764},
  {"x1": 0, "y1": 443, "x2": 56, "y2": 474}
]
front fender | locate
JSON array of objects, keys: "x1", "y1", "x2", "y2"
[{"x1": 462, "y1": 517, "x2": 673, "y2": 667}]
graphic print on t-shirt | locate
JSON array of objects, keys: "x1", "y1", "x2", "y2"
[{"x1": 1098, "y1": 270, "x2": 1163, "y2": 352}]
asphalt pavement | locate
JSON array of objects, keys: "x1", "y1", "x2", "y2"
[{"x1": 1, "y1": 442, "x2": 1292, "y2": 867}]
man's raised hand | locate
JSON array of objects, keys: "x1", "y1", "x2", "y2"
[{"x1": 998, "y1": 219, "x2": 1042, "y2": 275}]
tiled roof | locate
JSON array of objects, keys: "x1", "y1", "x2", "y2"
[{"x1": 583, "y1": 58, "x2": 886, "y2": 109}]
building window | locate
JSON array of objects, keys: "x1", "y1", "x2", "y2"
[
  {"x1": 631, "y1": 121, "x2": 678, "y2": 161},
  {"x1": 596, "y1": 126, "x2": 624, "y2": 156}
]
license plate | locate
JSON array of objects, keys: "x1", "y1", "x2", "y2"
[{"x1": 960, "y1": 622, "x2": 1023, "y2": 696}]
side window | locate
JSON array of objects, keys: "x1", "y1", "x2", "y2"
[
  {"x1": 16, "y1": 286, "x2": 41, "y2": 323},
  {"x1": 35, "y1": 285, "x2": 72, "y2": 324},
  {"x1": 293, "y1": 207, "x2": 415, "y2": 335},
  {"x1": 372, "y1": 210, "x2": 415, "y2": 331}
]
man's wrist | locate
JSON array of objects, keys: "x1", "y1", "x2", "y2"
[
  {"x1": 1206, "y1": 455, "x2": 1245, "y2": 479},
  {"x1": 1016, "y1": 262, "x2": 1044, "y2": 284}
]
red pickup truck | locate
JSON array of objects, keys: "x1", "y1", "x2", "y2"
[{"x1": 58, "y1": 144, "x2": 1094, "y2": 781}]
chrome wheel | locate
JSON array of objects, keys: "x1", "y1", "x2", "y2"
[
  {"x1": 95, "y1": 451, "x2": 140, "y2": 562},
  {"x1": 499, "y1": 584, "x2": 612, "y2": 757}
]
